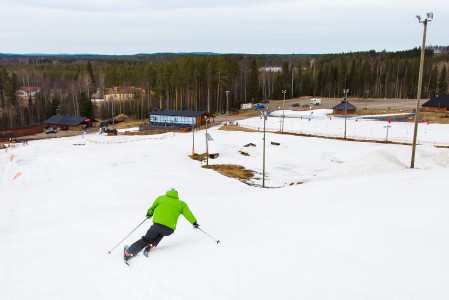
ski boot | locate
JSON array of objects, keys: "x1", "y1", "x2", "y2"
[
  {"x1": 143, "y1": 243, "x2": 154, "y2": 257},
  {"x1": 124, "y1": 245, "x2": 133, "y2": 265}
]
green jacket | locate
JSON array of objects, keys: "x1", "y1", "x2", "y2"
[{"x1": 147, "y1": 190, "x2": 197, "y2": 230}]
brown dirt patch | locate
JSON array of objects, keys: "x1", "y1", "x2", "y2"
[
  {"x1": 189, "y1": 153, "x2": 255, "y2": 180},
  {"x1": 202, "y1": 164, "x2": 255, "y2": 181},
  {"x1": 189, "y1": 153, "x2": 208, "y2": 161},
  {"x1": 219, "y1": 125, "x2": 259, "y2": 132}
]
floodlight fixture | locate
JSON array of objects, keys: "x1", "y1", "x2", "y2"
[
  {"x1": 416, "y1": 15, "x2": 421, "y2": 22},
  {"x1": 427, "y1": 12, "x2": 433, "y2": 20}
]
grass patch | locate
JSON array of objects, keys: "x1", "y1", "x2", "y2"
[
  {"x1": 219, "y1": 125, "x2": 259, "y2": 132},
  {"x1": 189, "y1": 153, "x2": 255, "y2": 181},
  {"x1": 202, "y1": 164, "x2": 255, "y2": 181},
  {"x1": 189, "y1": 153, "x2": 208, "y2": 161}
]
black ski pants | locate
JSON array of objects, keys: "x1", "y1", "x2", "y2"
[{"x1": 127, "y1": 223, "x2": 174, "y2": 256}]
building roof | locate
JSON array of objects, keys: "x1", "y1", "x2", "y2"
[
  {"x1": 332, "y1": 100, "x2": 357, "y2": 111},
  {"x1": 44, "y1": 115, "x2": 92, "y2": 126},
  {"x1": 19, "y1": 87, "x2": 40, "y2": 93},
  {"x1": 422, "y1": 95, "x2": 449, "y2": 108},
  {"x1": 149, "y1": 109, "x2": 208, "y2": 117},
  {"x1": 0, "y1": 133, "x2": 16, "y2": 139}
]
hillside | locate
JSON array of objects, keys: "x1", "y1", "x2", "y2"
[{"x1": 1, "y1": 114, "x2": 448, "y2": 299}]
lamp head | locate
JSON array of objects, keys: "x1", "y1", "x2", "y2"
[
  {"x1": 416, "y1": 15, "x2": 421, "y2": 22},
  {"x1": 426, "y1": 12, "x2": 433, "y2": 20}
]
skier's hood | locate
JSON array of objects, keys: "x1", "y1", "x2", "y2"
[{"x1": 165, "y1": 189, "x2": 179, "y2": 199}]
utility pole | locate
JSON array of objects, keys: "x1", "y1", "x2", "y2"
[
  {"x1": 205, "y1": 116, "x2": 209, "y2": 166},
  {"x1": 281, "y1": 90, "x2": 287, "y2": 133},
  {"x1": 225, "y1": 90, "x2": 230, "y2": 125},
  {"x1": 192, "y1": 118, "x2": 195, "y2": 155},
  {"x1": 262, "y1": 110, "x2": 267, "y2": 188},
  {"x1": 112, "y1": 100, "x2": 115, "y2": 130},
  {"x1": 343, "y1": 88, "x2": 349, "y2": 139},
  {"x1": 411, "y1": 13, "x2": 433, "y2": 169}
]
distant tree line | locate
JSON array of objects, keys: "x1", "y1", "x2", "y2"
[{"x1": 0, "y1": 46, "x2": 448, "y2": 130}]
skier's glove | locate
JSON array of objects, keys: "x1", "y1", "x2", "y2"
[
  {"x1": 146, "y1": 213, "x2": 153, "y2": 218},
  {"x1": 193, "y1": 222, "x2": 200, "y2": 229}
]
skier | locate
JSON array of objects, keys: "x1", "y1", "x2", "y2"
[{"x1": 124, "y1": 188, "x2": 199, "y2": 261}]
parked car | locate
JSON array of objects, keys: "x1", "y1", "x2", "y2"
[
  {"x1": 310, "y1": 98, "x2": 322, "y2": 105},
  {"x1": 253, "y1": 104, "x2": 266, "y2": 110},
  {"x1": 291, "y1": 103, "x2": 300, "y2": 107},
  {"x1": 46, "y1": 127, "x2": 57, "y2": 134},
  {"x1": 302, "y1": 104, "x2": 311, "y2": 108},
  {"x1": 262, "y1": 99, "x2": 270, "y2": 104},
  {"x1": 104, "y1": 128, "x2": 118, "y2": 135}
]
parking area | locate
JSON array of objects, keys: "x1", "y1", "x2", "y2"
[{"x1": 215, "y1": 97, "x2": 421, "y2": 123}]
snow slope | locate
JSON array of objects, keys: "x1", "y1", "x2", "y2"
[
  {"x1": 1, "y1": 116, "x2": 449, "y2": 300},
  {"x1": 243, "y1": 109, "x2": 449, "y2": 146}
]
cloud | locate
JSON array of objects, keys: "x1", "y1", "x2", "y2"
[{"x1": 0, "y1": 0, "x2": 447, "y2": 54}]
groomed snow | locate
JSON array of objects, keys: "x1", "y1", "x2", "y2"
[
  {"x1": 1, "y1": 113, "x2": 448, "y2": 300},
  {"x1": 242, "y1": 109, "x2": 449, "y2": 146}
]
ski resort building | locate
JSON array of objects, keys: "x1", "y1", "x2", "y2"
[
  {"x1": 16, "y1": 87, "x2": 40, "y2": 98},
  {"x1": 43, "y1": 116, "x2": 98, "y2": 131},
  {"x1": 148, "y1": 110, "x2": 210, "y2": 128}
]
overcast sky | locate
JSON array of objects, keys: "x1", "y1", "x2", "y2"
[{"x1": 1, "y1": 0, "x2": 447, "y2": 55}]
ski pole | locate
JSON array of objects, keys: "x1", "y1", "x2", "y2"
[
  {"x1": 197, "y1": 227, "x2": 221, "y2": 244},
  {"x1": 108, "y1": 217, "x2": 149, "y2": 254}
]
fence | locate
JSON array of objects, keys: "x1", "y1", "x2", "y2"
[{"x1": 237, "y1": 119, "x2": 449, "y2": 147}]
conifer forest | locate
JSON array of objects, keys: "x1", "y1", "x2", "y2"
[{"x1": 0, "y1": 46, "x2": 448, "y2": 130}]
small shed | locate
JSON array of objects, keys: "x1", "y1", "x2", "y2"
[
  {"x1": 44, "y1": 116, "x2": 98, "y2": 131},
  {"x1": 149, "y1": 110, "x2": 210, "y2": 128},
  {"x1": 422, "y1": 95, "x2": 449, "y2": 113},
  {"x1": 332, "y1": 100, "x2": 357, "y2": 114}
]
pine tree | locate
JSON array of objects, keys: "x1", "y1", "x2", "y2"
[
  {"x1": 438, "y1": 65, "x2": 448, "y2": 95},
  {"x1": 78, "y1": 91, "x2": 93, "y2": 117},
  {"x1": 86, "y1": 61, "x2": 96, "y2": 96},
  {"x1": 248, "y1": 59, "x2": 259, "y2": 102}
]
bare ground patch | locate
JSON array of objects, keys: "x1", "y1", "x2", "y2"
[
  {"x1": 189, "y1": 153, "x2": 255, "y2": 181},
  {"x1": 202, "y1": 164, "x2": 255, "y2": 181},
  {"x1": 219, "y1": 124, "x2": 259, "y2": 132}
]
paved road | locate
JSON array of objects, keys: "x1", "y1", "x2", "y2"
[{"x1": 215, "y1": 97, "x2": 419, "y2": 123}]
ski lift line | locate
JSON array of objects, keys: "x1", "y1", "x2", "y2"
[{"x1": 236, "y1": 124, "x2": 448, "y2": 147}]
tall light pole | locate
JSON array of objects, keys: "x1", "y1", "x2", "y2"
[
  {"x1": 262, "y1": 110, "x2": 267, "y2": 188},
  {"x1": 192, "y1": 117, "x2": 195, "y2": 156},
  {"x1": 225, "y1": 90, "x2": 230, "y2": 125},
  {"x1": 205, "y1": 116, "x2": 209, "y2": 166},
  {"x1": 281, "y1": 89, "x2": 287, "y2": 133},
  {"x1": 411, "y1": 12, "x2": 433, "y2": 169},
  {"x1": 112, "y1": 100, "x2": 115, "y2": 130},
  {"x1": 343, "y1": 88, "x2": 349, "y2": 139}
]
